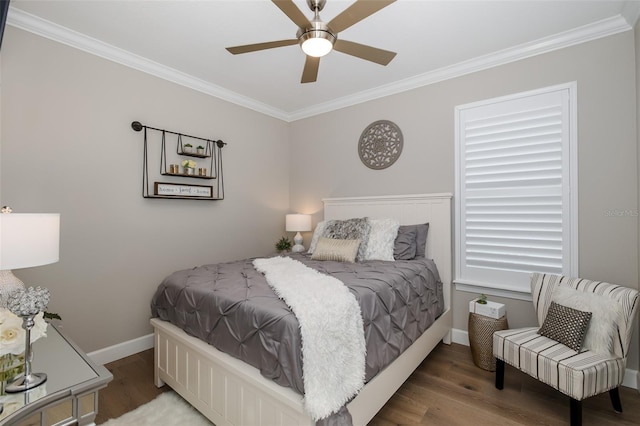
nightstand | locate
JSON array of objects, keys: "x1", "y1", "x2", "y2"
[{"x1": 0, "y1": 324, "x2": 113, "y2": 425}]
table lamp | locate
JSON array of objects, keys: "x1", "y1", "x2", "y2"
[
  {"x1": 286, "y1": 214, "x2": 311, "y2": 253},
  {"x1": 0, "y1": 209, "x2": 60, "y2": 308}
]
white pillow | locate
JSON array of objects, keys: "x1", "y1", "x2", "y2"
[
  {"x1": 364, "y1": 219, "x2": 400, "y2": 261},
  {"x1": 307, "y1": 221, "x2": 326, "y2": 254},
  {"x1": 551, "y1": 286, "x2": 623, "y2": 355}
]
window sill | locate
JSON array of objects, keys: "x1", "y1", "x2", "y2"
[{"x1": 454, "y1": 280, "x2": 533, "y2": 302}]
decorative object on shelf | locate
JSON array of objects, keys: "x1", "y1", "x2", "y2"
[
  {"x1": 275, "y1": 236, "x2": 292, "y2": 253},
  {"x1": 182, "y1": 159, "x2": 197, "y2": 175},
  {"x1": 0, "y1": 210, "x2": 60, "y2": 308},
  {"x1": 358, "y1": 120, "x2": 403, "y2": 170},
  {"x1": 197, "y1": 146, "x2": 205, "y2": 155},
  {"x1": 4, "y1": 286, "x2": 51, "y2": 393},
  {"x1": 183, "y1": 143, "x2": 193, "y2": 153},
  {"x1": 286, "y1": 214, "x2": 312, "y2": 253},
  {"x1": 131, "y1": 121, "x2": 226, "y2": 200},
  {"x1": 154, "y1": 183, "x2": 213, "y2": 199}
]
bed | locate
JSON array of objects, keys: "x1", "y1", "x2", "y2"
[{"x1": 150, "y1": 193, "x2": 453, "y2": 425}]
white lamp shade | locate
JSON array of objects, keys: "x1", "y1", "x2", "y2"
[
  {"x1": 285, "y1": 214, "x2": 312, "y2": 232},
  {"x1": 0, "y1": 214, "x2": 60, "y2": 270}
]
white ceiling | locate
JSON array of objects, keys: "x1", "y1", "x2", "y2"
[{"x1": 7, "y1": 0, "x2": 640, "y2": 121}]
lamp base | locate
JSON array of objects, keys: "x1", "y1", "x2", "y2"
[
  {"x1": 0, "y1": 270, "x2": 26, "y2": 308},
  {"x1": 291, "y1": 232, "x2": 305, "y2": 253},
  {"x1": 5, "y1": 372, "x2": 47, "y2": 393}
]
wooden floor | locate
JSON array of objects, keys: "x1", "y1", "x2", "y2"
[{"x1": 96, "y1": 342, "x2": 640, "y2": 425}]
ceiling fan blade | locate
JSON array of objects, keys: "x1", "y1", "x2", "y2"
[
  {"x1": 328, "y1": 0, "x2": 396, "y2": 33},
  {"x1": 226, "y1": 39, "x2": 298, "y2": 55},
  {"x1": 333, "y1": 39, "x2": 396, "y2": 65},
  {"x1": 301, "y1": 56, "x2": 320, "y2": 83},
  {"x1": 272, "y1": 0, "x2": 311, "y2": 29}
]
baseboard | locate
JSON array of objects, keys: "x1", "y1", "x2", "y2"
[
  {"x1": 627, "y1": 368, "x2": 639, "y2": 391},
  {"x1": 87, "y1": 333, "x2": 154, "y2": 366},
  {"x1": 451, "y1": 327, "x2": 639, "y2": 391},
  {"x1": 451, "y1": 327, "x2": 470, "y2": 347}
]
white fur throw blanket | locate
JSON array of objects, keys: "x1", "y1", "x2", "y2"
[{"x1": 252, "y1": 256, "x2": 366, "y2": 421}]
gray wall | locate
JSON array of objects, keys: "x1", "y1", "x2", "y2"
[
  {"x1": 1, "y1": 25, "x2": 639, "y2": 375},
  {"x1": 289, "y1": 31, "x2": 640, "y2": 370},
  {"x1": 0, "y1": 27, "x2": 291, "y2": 352}
]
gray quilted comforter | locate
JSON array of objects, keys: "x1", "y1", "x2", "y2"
[{"x1": 150, "y1": 253, "x2": 444, "y2": 423}]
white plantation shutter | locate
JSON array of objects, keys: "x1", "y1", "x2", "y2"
[{"x1": 455, "y1": 84, "x2": 577, "y2": 296}]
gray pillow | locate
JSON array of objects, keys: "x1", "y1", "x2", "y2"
[
  {"x1": 394, "y1": 223, "x2": 429, "y2": 260},
  {"x1": 393, "y1": 226, "x2": 417, "y2": 260},
  {"x1": 538, "y1": 301, "x2": 592, "y2": 352},
  {"x1": 414, "y1": 223, "x2": 429, "y2": 259},
  {"x1": 322, "y1": 218, "x2": 371, "y2": 262}
]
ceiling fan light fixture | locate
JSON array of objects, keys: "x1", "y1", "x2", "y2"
[{"x1": 299, "y1": 29, "x2": 335, "y2": 57}]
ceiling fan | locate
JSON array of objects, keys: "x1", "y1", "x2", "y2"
[{"x1": 225, "y1": 0, "x2": 397, "y2": 83}]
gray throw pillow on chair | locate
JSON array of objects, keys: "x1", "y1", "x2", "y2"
[{"x1": 538, "y1": 301, "x2": 592, "y2": 352}]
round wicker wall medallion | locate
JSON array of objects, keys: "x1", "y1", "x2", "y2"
[{"x1": 358, "y1": 120, "x2": 403, "y2": 170}]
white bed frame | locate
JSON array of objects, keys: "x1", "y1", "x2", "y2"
[{"x1": 151, "y1": 193, "x2": 453, "y2": 425}]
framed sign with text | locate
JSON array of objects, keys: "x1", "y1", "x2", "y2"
[{"x1": 154, "y1": 182, "x2": 213, "y2": 199}]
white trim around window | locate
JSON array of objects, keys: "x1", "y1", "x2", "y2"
[{"x1": 454, "y1": 82, "x2": 578, "y2": 300}]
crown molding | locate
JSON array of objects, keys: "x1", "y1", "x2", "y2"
[
  {"x1": 622, "y1": 0, "x2": 640, "y2": 27},
  {"x1": 7, "y1": 7, "x2": 632, "y2": 123},
  {"x1": 289, "y1": 14, "x2": 632, "y2": 121},
  {"x1": 6, "y1": 7, "x2": 290, "y2": 122}
]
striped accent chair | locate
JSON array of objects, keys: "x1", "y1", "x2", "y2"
[{"x1": 493, "y1": 273, "x2": 639, "y2": 426}]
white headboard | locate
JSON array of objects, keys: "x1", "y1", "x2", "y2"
[{"x1": 323, "y1": 193, "x2": 453, "y2": 310}]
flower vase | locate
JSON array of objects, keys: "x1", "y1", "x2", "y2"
[{"x1": 0, "y1": 353, "x2": 25, "y2": 394}]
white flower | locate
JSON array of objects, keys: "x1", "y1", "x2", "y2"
[
  {"x1": 181, "y1": 159, "x2": 196, "y2": 169},
  {"x1": 0, "y1": 309, "x2": 48, "y2": 356}
]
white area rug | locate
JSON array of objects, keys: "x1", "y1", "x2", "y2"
[{"x1": 100, "y1": 391, "x2": 213, "y2": 426}]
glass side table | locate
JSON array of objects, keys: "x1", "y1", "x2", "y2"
[{"x1": 0, "y1": 324, "x2": 113, "y2": 426}]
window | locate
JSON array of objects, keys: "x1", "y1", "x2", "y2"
[{"x1": 455, "y1": 83, "x2": 577, "y2": 299}]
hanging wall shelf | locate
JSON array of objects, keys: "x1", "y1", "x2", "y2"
[{"x1": 131, "y1": 121, "x2": 226, "y2": 200}]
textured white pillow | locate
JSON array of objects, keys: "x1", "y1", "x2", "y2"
[
  {"x1": 364, "y1": 219, "x2": 400, "y2": 261},
  {"x1": 307, "y1": 221, "x2": 326, "y2": 254},
  {"x1": 552, "y1": 286, "x2": 623, "y2": 355}
]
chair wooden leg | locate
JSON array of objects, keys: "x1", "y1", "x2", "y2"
[
  {"x1": 570, "y1": 398, "x2": 582, "y2": 426},
  {"x1": 609, "y1": 387, "x2": 623, "y2": 413},
  {"x1": 495, "y1": 358, "x2": 504, "y2": 390}
]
